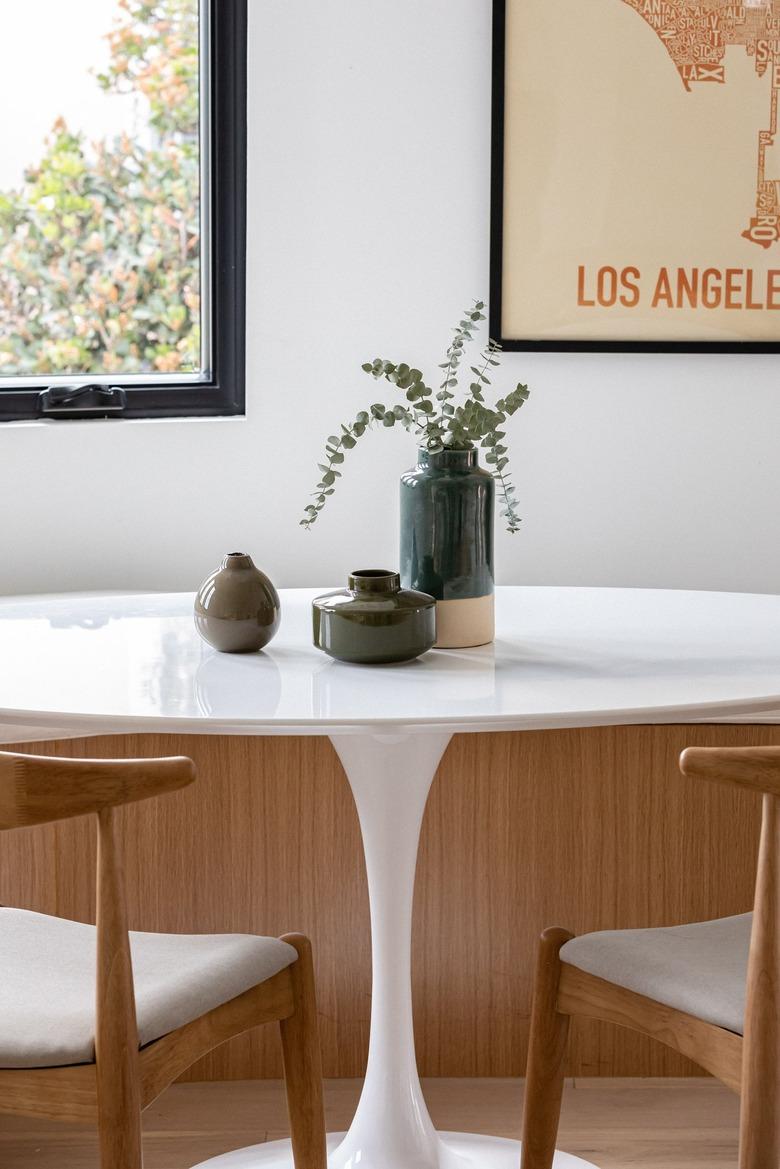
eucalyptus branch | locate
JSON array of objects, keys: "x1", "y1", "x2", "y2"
[
  {"x1": 361, "y1": 359, "x2": 436, "y2": 440},
  {"x1": 483, "y1": 381, "x2": 530, "y2": 533},
  {"x1": 467, "y1": 336, "x2": 501, "y2": 406},
  {"x1": 301, "y1": 299, "x2": 530, "y2": 531},
  {"x1": 481, "y1": 422, "x2": 521, "y2": 534},
  {"x1": 300, "y1": 409, "x2": 369, "y2": 529},
  {"x1": 435, "y1": 299, "x2": 487, "y2": 426}
]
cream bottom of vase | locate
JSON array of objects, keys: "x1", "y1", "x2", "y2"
[{"x1": 434, "y1": 594, "x2": 494, "y2": 649}]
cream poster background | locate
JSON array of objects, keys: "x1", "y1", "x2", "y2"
[{"x1": 501, "y1": 0, "x2": 780, "y2": 342}]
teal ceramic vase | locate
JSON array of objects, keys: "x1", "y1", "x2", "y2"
[
  {"x1": 400, "y1": 447, "x2": 494, "y2": 648},
  {"x1": 312, "y1": 570, "x2": 436, "y2": 664}
]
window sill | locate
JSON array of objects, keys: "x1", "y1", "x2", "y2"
[{"x1": 0, "y1": 413, "x2": 247, "y2": 432}]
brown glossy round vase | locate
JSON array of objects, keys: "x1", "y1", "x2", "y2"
[
  {"x1": 194, "y1": 553, "x2": 281, "y2": 653},
  {"x1": 313, "y1": 570, "x2": 436, "y2": 665}
]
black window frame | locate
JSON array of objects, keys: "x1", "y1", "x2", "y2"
[{"x1": 0, "y1": 0, "x2": 247, "y2": 423}]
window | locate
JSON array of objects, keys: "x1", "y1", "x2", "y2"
[{"x1": 0, "y1": 0, "x2": 246, "y2": 421}]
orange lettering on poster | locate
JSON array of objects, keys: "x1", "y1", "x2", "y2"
[
  {"x1": 651, "y1": 268, "x2": 674, "y2": 308},
  {"x1": 724, "y1": 269, "x2": 742, "y2": 309},
  {"x1": 767, "y1": 270, "x2": 780, "y2": 308},
  {"x1": 621, "y1": 267, "x2": 641, "y2": 307},
  {"x1": 577, "y1": 267, "x2": 595, "y2": 307},
  {"x1": 576, "y1": 265, "x2": 780, "y2": 311},
  {"x1": 701, "y1": 269, "x2": 722, "y2": 309}
]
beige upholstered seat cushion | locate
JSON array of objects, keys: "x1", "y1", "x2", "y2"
[
  {"x1": 560, "y1": 913, "x2": 752, "y2": 1036},
  {"x1": 0, "y1": 908, "x2": 297, "y2": 1068}
]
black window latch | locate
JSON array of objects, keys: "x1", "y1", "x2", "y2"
[{"x1": 37, "y1": 384, "x2": 127, "y2": 419}]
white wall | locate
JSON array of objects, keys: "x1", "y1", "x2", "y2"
[{"x1": 1, "y1": 0, "x2": 779, "y2": 598}]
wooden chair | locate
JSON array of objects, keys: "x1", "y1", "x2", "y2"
[
  {"x1": 521, "y1": 745, "x2": 780, "y2": 1169},
  {"x1": 0, "y1": 749, "x2": 327, "y2": 1169}
]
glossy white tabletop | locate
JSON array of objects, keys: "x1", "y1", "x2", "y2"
[{"x1": 0, "y1": 586, "x2": 779, "y2": 739}]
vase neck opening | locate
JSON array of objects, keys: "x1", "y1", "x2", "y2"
[
  {"x1": 222, "y1": 553, "x2": 255, "y2": 570},
  {"x1": 418, "y1": 446, "x2": 478, "y2": 471},
  {"x1": 348, "y1": 569, "x2": 401, "y2": 594}
]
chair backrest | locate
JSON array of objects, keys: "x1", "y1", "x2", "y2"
[
  {"x1": 680, "y1": 746, "x2": 780, "y2": 1169},
  {"x1": 0, "y1": 749, "x2": 196, "y2": 1161},
  {"x1": 680, "y1": 746, "x2": 780, "y2": 800},
  {"x1": 0, "y1": 750, "x2": 196, "y2": 829}
]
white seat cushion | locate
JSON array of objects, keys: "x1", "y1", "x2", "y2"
[
  {"x1": 0, "y1": 908, "x2": 298, "y2": 1068},
  {"x1": 560, "y1": 913, "x2": 752, "y2": 1036}
]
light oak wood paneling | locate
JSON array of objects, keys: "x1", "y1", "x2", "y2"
[
  {"x1": 0, "y1": 726, "x2": 771, "y2": 1079},
  {"x1": 0, "y1": 1078, "x2": 741, "y2": 1169}
]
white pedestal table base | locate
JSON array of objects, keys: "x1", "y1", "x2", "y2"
[
  {"x1": 196, "y1": 731, "x2": 594, "y2": 1169},
  {"x1": 193, "y1": 1132, "x2": 596, "y2": 1168}
]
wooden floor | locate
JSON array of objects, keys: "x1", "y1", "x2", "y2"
[{"x1": 0, "y1": 1078, "x2": 739, "y2": 1167}]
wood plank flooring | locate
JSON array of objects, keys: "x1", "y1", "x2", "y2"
[{"x1": 0, "y1": 1078, "x2": 739, "y2": 1167}]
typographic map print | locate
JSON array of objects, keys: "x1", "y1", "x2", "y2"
[
  {"x1": 623, "y1": 1, "x2": 780, "y2": 247},
  {"x1": 498, "y1": 0, "x2": 780, "y2": 344}
]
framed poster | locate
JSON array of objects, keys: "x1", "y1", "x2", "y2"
[{"x1": 491, "y1": 0, "x2": 780, "y2": 352}]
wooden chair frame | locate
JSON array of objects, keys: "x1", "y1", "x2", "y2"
[
  {"x1": 521, "y1": 746, "x2": 780, "y2": 1169},
  {"x1": 0, "y1": 750, "x2": 327, "y2": 1169}
]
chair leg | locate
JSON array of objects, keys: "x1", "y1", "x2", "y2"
[
  {"x1": 738, "y1": 793, "x2": 780, "y2": 1169},
  {"x1": 95, "y1": 808, "x2": 144, "y2": 1169},
  {"x1": 96, "y1": 1085, "x2": 143, "y2": 1169},
  {"x1": 521, "y1": 927, "x2": 574, "y2": 1169},
  {"x1": 279, "y1": 934, "x2": 327, "y2": 1169}
]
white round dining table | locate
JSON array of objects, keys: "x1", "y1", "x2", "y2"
[{"x1": 1, "y1": 584, "x2": 780, "y2": 1169}]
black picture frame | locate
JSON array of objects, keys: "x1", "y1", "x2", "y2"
[
  {"x1": 489, "y1": 0, "x2": 780, "y2": 354},
  {"x1": 0, "y1": 0, "x2": 248, "y2": 422}
]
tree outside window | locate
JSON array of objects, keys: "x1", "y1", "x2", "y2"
[{"x1": 0, "y1": 0, "x2": 201, "y2": 379}]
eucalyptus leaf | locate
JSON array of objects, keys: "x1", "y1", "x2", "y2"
[{"x1": 300, "y1": 298, "x2": 530, "y2": 530}]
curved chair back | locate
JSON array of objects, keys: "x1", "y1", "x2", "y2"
[
  {"x1": 680, "y1": 745, "x2": 780, "y2": 799},
  {"x1": 681, "y1": 746, "x2": 780, "y2": 1169},
  {"x1": 0, "y1": 751, "x2": 196, "y2": 829},
  {"x1": 0, "y1": 749, "x2": 196, "y2": 1168}
]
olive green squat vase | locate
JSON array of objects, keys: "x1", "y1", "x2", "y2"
[
  {"x1": 195, "y1": 553, "x2": 281, "y2": 653},
  {"x1": 400, "y1": 447, "x2": 494, "y2": 648},
  {"x1": 313, "y1": 570, "x2": 436, "y2": 664}
]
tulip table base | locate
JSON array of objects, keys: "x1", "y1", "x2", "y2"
[
  {"x1": 194, "y1": 731, "x2": 597, "y2": 1169},
  {"x1": 194, "y1": 1133, "x2": 595, "y2": 1168}
]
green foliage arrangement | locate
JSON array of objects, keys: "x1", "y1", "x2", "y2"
[
  {"x1": 302, "y1": 301, "x2": 530, "y2": 533},
  {"x1": 0, "y1": 0, "x2": 200, "y2": 377}
]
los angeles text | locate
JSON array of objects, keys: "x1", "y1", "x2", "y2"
[{"x1": 577, "y1": 265, "x2": 780, "y2": 310}]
